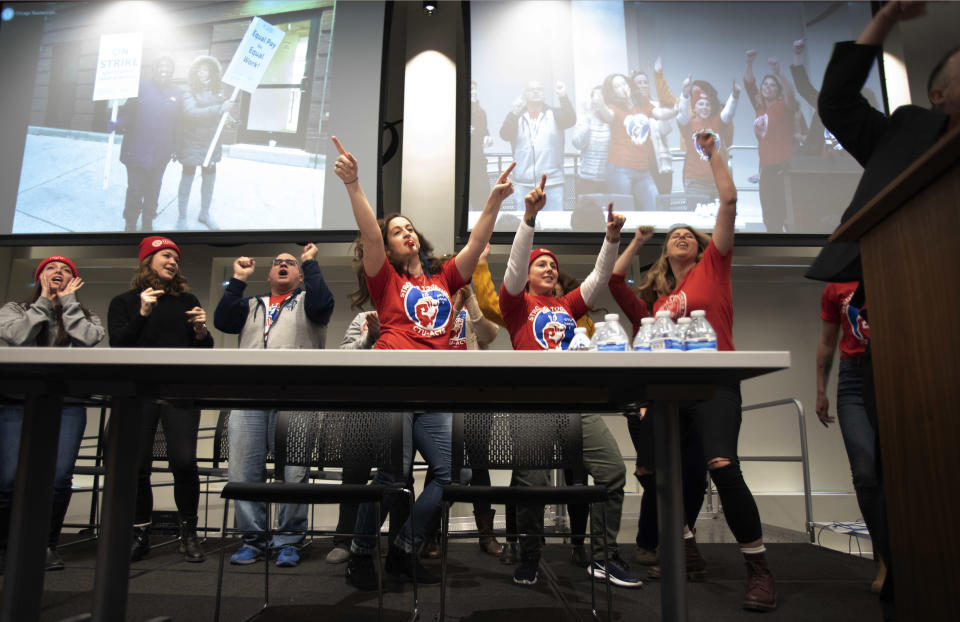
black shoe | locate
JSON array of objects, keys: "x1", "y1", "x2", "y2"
[
  {"x1": 179, "y1": 518, "x2": 205, "y2": 563},
  {"x1": 386, "y1": 546, "x2": 441, "y2": 584},
  {"x1": 346, "y1": 553, "x2": 379, "y2": 592},
  {"x1": 131, "y1": 525, "x2": 151, "y2": 562},
  {"x1": 499, "y1": 542, "x2": 520, "y2": 565},
  {"x1": 420, "y1": 534, "x2": 441, "y2": 559},
  {"x1": 570, "y1": 543, "x2": 590, "y2": 568},
  {"x1": 45, "y1": 547, "x2": 64, "y2": 571}
]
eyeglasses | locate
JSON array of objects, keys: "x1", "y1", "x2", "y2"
[{"x1": 272, "y1": 259, "x2": 298, "y2": 267}]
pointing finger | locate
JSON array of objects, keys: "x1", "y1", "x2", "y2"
[
  {"x1": 332, "y1": 136, "x2": 347, "y2": 156},
  {"x1": 538, "y1": 174, "x2": 546, "y2": 191},
  {"x1": 497, "y1": 161, "x2": 517, "y2": 184},
  {"x1": 607, "y1": 202, "x2": 614, "y2": 221}
]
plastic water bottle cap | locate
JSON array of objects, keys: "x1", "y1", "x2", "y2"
[
  {"x1": 574, "y1": 327, "x2": 586, "y2": 334},
  {"x1": 691, "y1": 310, "x2": 706, "y2": 317},
  {"x1": 640, "y1": 317, "x2": 655, "y2": 325},
  {"x1": 655, "y1": 310, "x2": 671, "y2": 318},
  {"x1": 604, "y1": 313, "x2": 620, "y2": 322}
]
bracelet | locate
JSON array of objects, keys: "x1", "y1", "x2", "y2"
[{"x1": 344, "y1": 177, "x2": 358, "y2": 185}]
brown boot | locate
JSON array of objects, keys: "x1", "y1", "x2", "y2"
[
  {"x1": 646, "y1": 534, "x2": 706, "y2": 581},
  {"x1": 742, "y1": 552, "x2": 777, "y2": 611},
  {"x1": 474, "y1": 509, "x2": 503, "y2": 555},
  {"x1": 871, "y1": 557, "x2": 887, "y2": 594}
]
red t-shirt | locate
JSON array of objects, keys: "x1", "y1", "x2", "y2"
[
  {"x1": 500, "y1": 285, "x2": 588, "y2": 351},
  {"x1": 608, "y1": 273, "x2": 651, "y2": 338},
  {"x1": 819, "y1": 282, "x2": 869, "y2": 359},
  {"x1": 448, "y1": 309, "x2": 468, "y2": 350},
  {"x1": 607, "y1": 102, "x2": 654, "y2": 171},
  {"x1": 652, "y1": 239, "x2": 735, "y2": 351},
  {"x1": 366, "y1": 256, "x2": 468, "y2": 350},
  {"x1": 756, "y1": 98, "x2": 793, "y2": 167}
]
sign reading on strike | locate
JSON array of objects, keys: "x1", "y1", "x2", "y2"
[
  {"x1": 93, "y1": 32, "x2": 143, "y2": 101},
  {"x1": 221, "y1": 17, "x2": 286, "y2": 94}
]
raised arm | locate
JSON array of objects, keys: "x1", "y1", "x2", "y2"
[
  {"x1": 579, "y1": 204, "x2": 625, "y2": 308},
  {"x1": 214, "y1": 256, "x2": 253, "y2": 334},
  {"x1": 676, "y1": 75, "x2": 693, "y2": 125},
  {"x1": 503, "y1": 175, "x2": 546, "y2": 296},
  {"x1": 769, "y1": 58, "x2": 797, "y2": 111},
  {"x1": 472, "y1": 246, "x2": 506, "y2": 326},
  {"x1": 698, "y1": 131, "x2": 737, "y2": 255},
  {"x1": 300, "y1": 243, "x2": 335, "y2": 325},
  {"x1": 857, "y1": 0, "x2": 926, "y2": 46},
  {"x1": 333, "y1": 136, "x2": 384, "y2": 277},
  {"x1": 815, "y1": 318, "x2": 841, "y2": 427},
  {"x1": 744, "y1": 49, "x2": 761, "y2": 113},
  {"x1": 553, "y1": 81, "x2": 577, "y2": 130},
  {"x1": 653, "y1": 56, "x2": 678, "y2": 108},
  {"x1": 721, "y1": 81, "x2": 741, "y2": 124},
  {"x1": 455, "y1": 162, "x2": 515, "y2": 282},
  {"x1": 462, "y1": 287, "x2": 500, "y2": 347},
  {"x1": 613, "y1": 225, "x2": 655, "y2": 276}
]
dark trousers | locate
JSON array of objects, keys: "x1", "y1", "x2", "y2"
[
  {"x1": 123, "y1": 162, "x2": 168, "y2": 227},
  {"x1": 133, "y1": 402, "x2": 200, "y2": 524},
  {"x1": 759, "y1": 163, "x2": 789, "y2": 233}
]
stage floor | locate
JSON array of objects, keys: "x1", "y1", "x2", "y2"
[{"x1": 0, "y1": 535, "x2": 881, "y2": 621}]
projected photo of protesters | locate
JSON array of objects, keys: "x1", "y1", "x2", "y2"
[
  {"x1": 176, "y1": 55, "x2": 234, "y2": 231},
  {"x1": 114, "y1": 55, "x2": 181, "y2": 232},
  {"x1": 598, "y1": 73, "x2": 673, "y2": 211},
  {"x1": 469, "y1": 80, "x2": 495, "y2": 211},
  {"x1": 499, "y1": 80, "x2": 576, "y2": 212},
  {"x1": 744, "y1": 51, "x2": 798, "y2": 232},
  {"x1": 676, "y1": 77, "x2": 740, "y2": 203}
]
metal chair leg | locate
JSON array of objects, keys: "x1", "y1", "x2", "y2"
[
  {"x1": 214, "y1": 499, "x2": 230, "y2": 622},
  {"x1": 439, "y1": 501, "x2": 450, "y2": 621}
]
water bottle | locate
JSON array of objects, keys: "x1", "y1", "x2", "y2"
[
  {"x1": 676, "y1": 317, "x2": 692, "y2": 351},
  {"x1": 650, "y1": 310, "x2": 680, "y2": 352},
  {"x1": 568, "y1": 326, "x2": 591, "y2": 351},
  {"x1": 685, "y1": 310, "x2": 718, "y2": 351},
  {"x1": 588, "y1": 322, "x2": 606, "y2": 351},
  {"x1": 596, "y1": 313, "x2": 629, "y2": 351},
  {"x1": 632, "y1": 317, "x2": 655, "y2": 351}
]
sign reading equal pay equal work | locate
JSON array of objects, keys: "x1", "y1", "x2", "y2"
[{"x1": 221, "y1": 17, "x2": 286, "y2": 94}]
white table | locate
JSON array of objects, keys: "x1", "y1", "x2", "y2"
[{"x1": 0, "y1": 348, "x2": 790, "y2": 622}]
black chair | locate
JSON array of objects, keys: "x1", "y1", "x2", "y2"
[
  {"x1": 439, "y1": 411, "x2": 614, "y2": 622},
  {"x1": 214, "y1": 410, "x2": 413, "y2": 622}
]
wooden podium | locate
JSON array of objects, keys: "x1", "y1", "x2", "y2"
[{"x1": 832, "y1": 124, "x2": 960, "y2": 621}]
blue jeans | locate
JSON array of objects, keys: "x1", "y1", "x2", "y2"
[
  {"x1": 227, "y1": 410, "x2": 308, "y2": 551},
  {"x1": 606, "y1": 163, "x2": 658, "y2": 211},
  {"x1": 1, "y1": 404, "x2": 86, "y2": 547},
  {"x1": 836, "y1": 360, "x2": 880, "y2": 539},
  {"x1": 352, "y1": 412, "x2": 451, "y2": 554}
]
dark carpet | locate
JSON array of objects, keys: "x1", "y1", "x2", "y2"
[{"x1": 0, "y1": 538, "x2": 882, "y2": 621}]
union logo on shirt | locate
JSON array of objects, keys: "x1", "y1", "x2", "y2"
[
  {"x1": 658, "y1": 291, "x2": 687, "y2": 320},
  {"x1": 530, "y1": 307, "x2": 577, "y2": 350},
  {"x1": 449, "y1": 309, "x2": 467, "y2": 348},
  {"x1": 401, "y1": 283, "x2": 452, "y2": 337}
]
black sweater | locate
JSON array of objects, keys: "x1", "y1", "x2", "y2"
[{"x1": 108, "y1": 288, "x2": 214, "y2": 348}]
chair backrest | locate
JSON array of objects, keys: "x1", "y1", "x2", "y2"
[
  {"x1": 452, "y1": 412, "x2": 584, "y2": 476},
  {"x1": 274, "y1": 410, "x2": 404, "y2": 479}
]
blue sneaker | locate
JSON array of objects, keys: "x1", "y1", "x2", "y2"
[
  {"x1": 588, "y1": 552, "x2": 643, "y2": 588},
  {"x1": 275, "y1": 545, "x2": 300, "y2": 568},
  {"x1": 230, "y1": 544, "x2": 262, "y2": 565}
]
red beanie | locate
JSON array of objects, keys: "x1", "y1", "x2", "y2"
[
  {"x1": 528, "y1": 248, "x2": 559, "y2": 270},
  {"x1": 138, "y1": 236, "x2": 181, "y2": 263},
  {"x1": 34, "y1": 255, "x2": 78, "y2": 282}
]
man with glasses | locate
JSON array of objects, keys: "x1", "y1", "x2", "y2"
[{"x1": 213, "y1": 245, "x2": 335, "y2": 568}]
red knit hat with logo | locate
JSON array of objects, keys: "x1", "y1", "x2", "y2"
[
  {"x1": 528, "y1": 248, "x2": 559, "y2": 270},
  {"x1": 138, "y1": 236, "x2": 181, "y2": 262},
  {"x1": 34, "y1": 255, "x2": 78, "y2": 283}
]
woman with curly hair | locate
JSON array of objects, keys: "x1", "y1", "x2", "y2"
[
  {"x1": 0, "y1": 255, "x2": 104, "y2": 571},
  {"x1": 609, "y1": 132, "x2": 778, "y2": 612},
  {"x1": 332, "y1": 136, "x2": 513, "y2": 590},
  {"x1": 108, "y1": 236, "x2": 213, "y2": 564},
  {"x1": 176, "y1": 55, "x2": 234, "y2": 230}
]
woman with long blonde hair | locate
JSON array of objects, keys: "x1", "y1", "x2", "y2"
[{"x1": 609, "y1": 131, "x2": 778, "y2": 612}]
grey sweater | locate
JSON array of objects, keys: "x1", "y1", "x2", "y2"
[{"x1": 0, "y1": 294, "x2": 104, "y2": 347}]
